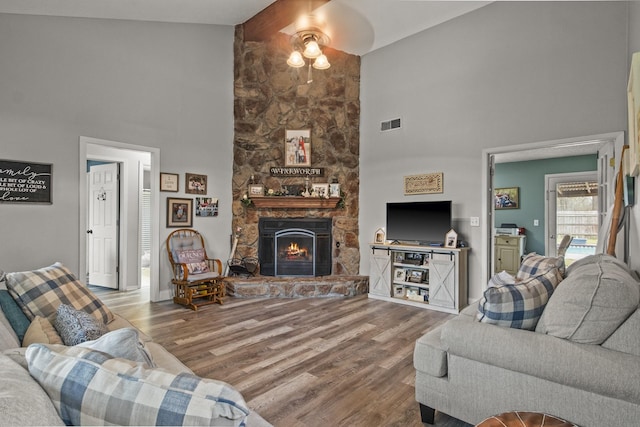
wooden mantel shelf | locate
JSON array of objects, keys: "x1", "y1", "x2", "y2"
[{"x1": 251, "y1": 196, "x2": 341, "y2": 209}]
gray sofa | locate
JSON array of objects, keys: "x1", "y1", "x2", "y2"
[
  {"x1": 0, "y1": 263, "x2": 272, "y2": 427},
  {"x1": 414, "y1": 254, "x2": 640, "y2": 426}
]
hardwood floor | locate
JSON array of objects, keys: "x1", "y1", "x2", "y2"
[{"x1": 95, "y1": 288, "x2": 472, "y2": 427}]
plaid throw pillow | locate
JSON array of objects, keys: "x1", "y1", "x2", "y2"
[
  {"x1": 26, "y1": 344, "x2": 250, "y2": 426},
  {"x1": 5, "y1": 262, "x2": 114, "y2": 325},
  {"x1": 517, "y1": 253, "x2": 565, "y2": 280},
  {"x1": 477, "y1": 267, "x2": 563, "y2": 330}
]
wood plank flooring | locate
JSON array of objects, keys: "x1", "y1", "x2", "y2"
[{"x1": 95, "y1": 288, "x2": 472, "y2": 427}]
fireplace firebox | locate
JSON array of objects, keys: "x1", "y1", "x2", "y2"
[{"x1": 259, "y1": 218, "x2": 332, "y2": 276}]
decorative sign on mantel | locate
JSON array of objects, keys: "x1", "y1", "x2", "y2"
[
  {"x1": 270, "y1": 167, "x2": 324, "y2": 177},
  {"x1": 404, "y1": 172, "x2": 443, "y2": 195},
  {"x1": 0, "y1": 159, "x2": 52, "y2": 204}
]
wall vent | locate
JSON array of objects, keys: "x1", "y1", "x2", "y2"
[{"x1": 381, "y1": 118, "x2": 401, "y2": 131}]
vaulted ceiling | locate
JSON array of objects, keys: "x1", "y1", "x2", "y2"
[{"x1": 0, "y1": 0, "x2": 491, "y2": 56}]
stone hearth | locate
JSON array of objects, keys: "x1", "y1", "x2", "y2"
[{"x1": 225, "y1": 275, "x2": 369, "y2": 298}]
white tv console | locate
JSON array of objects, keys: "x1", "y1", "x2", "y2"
[{"x1": 368, "y1": 243, "x2": 469, "y2": 314}]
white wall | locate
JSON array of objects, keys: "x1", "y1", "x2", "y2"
[
  {"x1": 359, "y1": 2, "x2": 629, "y2": 301},
  {"x1": 0, "y1": 14, "x2": 234, "y2": 298}
]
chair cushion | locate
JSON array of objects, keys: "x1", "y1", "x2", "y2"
[
  {"x1": 176, "y1": 248, "x2": 210, "y2": 275},
  {"x1": 26, "y1": 344, "x2": 250, "y2": 426},
  {"x1": 477, "y1": 267, "x2": 563, "y2": 330},
  {"x1": 5, "y1": 262, "x2": 114, "y2": 325},
  {"x1": 536, "y1": 255, "x2": 639, "y2": 344}
]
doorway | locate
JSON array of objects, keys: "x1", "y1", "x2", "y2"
[
  {"x1": 79, "y1": 137, "x2": 161, "y2": 302},
  {"x1": 545, "y1": 171, "x2": 598, "y2": 264},
  {"x1": 481, "y1": 132, "x2": 624, "y2": 282}
]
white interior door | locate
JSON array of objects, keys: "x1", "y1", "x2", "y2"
[{"x1": 88, "y1": 163, "x2": 119, "y2": 289}]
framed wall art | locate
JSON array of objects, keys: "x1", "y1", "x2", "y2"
[
  {"x1": 285, "y1": 129, "x2": 311, "y2": 167},
  {"x1": 404, "y1": 172, "x2": 443, "y2": 195},
  {"x1": 627, "y1": 52, "x2": 640, "y2": 176},
  {"x1": 196, "y1": 197, "x2": 218, "y2": 217},
  {"x1": 0, "y1": 159, "x2": 52, "y2": 204},
  {"x1": 167, "y1": 197, "x2": 193, "y2": 228},
  {"x1": 185, "y1": 173, "x2": 207, "y2": 195},
  {"x1": 160, "y1": 172, "x2": 179, "y2": 192},
  {"x1": 494, "y1": 187, "x2": 519, "y2": 209}
]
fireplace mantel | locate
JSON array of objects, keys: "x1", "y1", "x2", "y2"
[{"x1": 251, "y1": 196, "x2": 341, "y2": 209}]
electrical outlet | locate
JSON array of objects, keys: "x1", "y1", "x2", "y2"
[
  {"x1": 470, "y1": 216, "x2": 480, "y2": 227},
  {"x1": 534, "y1": 219, "x2": 539, "y2": 226}
]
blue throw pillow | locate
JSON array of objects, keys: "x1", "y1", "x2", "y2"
[{"x1": 0, "y1": 290, "x2": 30, "y2": 342}]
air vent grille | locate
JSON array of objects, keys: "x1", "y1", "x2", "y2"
[{"x1": 381, "y1": 118, "x2": 401, "y2": 131}]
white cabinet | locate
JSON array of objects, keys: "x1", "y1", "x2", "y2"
[
  {"x1": 368, "y1": 244, "x2": 469, "y2": 314},
  {"x1": 494, "y1": 235, "x2": 526, "y2": 275},
  {"x1": 369, "y1": 248, "x2": 392, "y2": 297}
]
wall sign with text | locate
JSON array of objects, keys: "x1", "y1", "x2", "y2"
[{"x1": 0, "y1": 159, "x2": 53, "y2": 204}]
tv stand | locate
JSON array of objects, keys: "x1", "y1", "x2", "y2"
[{"x1": 368, "y1": 242, "x2": 469, "y2": 314}]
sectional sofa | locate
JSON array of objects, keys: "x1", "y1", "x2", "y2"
[
  {"x1": 0, "y1": 262, "x2": 271, "y2": 426},
  {"x1": 414, "y1": 253, "x2": 640, "y2": 426}
]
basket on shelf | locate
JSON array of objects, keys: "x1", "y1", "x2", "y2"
[{"x1": 227, "y1": 257, "x2": 259, "y2": 277}]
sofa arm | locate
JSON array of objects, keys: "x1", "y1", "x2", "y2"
[{"x1": 442, "y1": 315, "x2": 640, "y2": 404}]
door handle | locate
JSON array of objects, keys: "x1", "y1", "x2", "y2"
[{"x1": 87, "y1": 230, "x2": 93, "y2": 234}]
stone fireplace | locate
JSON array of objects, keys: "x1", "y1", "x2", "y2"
[{"x1": 259, "y1": 218, "x2": 332, "y2": 276}]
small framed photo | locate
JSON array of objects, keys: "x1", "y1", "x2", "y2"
[
  {"x1": 445, "y1": 228, "x2": 458, "y2": 249},
  {"x1": 248, "y1": 184, "x2": 264, "y2": 197},
  {"x1": 196, "y1": 197, "x2": 218, "y2": 217},
  {"x1": 329, "y1": 182, "x2": 341, "y2": 197},
  {"x1": 311, "y1": 183, "x2": 329, "y2": 198},
  {"x1": 374, "y1": 227, "x2": 386, "y2": 244},
  {"x1": 185, "y1": 173, "x2": 207, "y2": 195},
  {"x1": 285, "y1": 129, "x2": 311, "y2": 167},
  {"x1": 167, "y1": 197, "x2": 193, "y2": 228},
  {"x1": 160, "y1": 172, "x2": 179, "y2": 192},
  {"x1": 494, "y1": 186, "x2": 519, "y2": 209},
  {"x1": 394, "y1": 268, "x2": 406, "y2": 281},
  {"x1": 408, "y1": 270, "x2": 425, "y2": 283}
]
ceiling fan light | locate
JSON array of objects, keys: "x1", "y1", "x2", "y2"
[
  {"x1": 312, "y1": 54, "x2": 330, "y2": 70},
  {"x1": 287, "y1": 51, "x2": 305, "y2": 68},
  {"x1": 303, "y1": 40, "x2": 321, "y2": 59}
]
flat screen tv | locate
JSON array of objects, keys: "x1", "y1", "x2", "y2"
[{"x1": 386, "y1": 201, "x2": 452, "y2": 246}]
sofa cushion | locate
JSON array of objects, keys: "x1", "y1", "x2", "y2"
[
  {"x1": 517, "y1": 253, "x2": 565, "y2": 280},
  {"x1": 536, "y1": 255, "x2": 639, "y2": 344},
  {"x1": 602, "y1": 308, "x2": 640, "y2": 356},
  {"x1": 23, "y1": 316, "x2": 64, "y2": 346},
  {"x1": 0, "y1": 289, "x2": 30, "y2": 343},
  {"x1": 477, "y1": 267, "x2": 563, "y2": 330},
  {"x1": 0, "y1": 353, "x2": 64, "y2": 426},
  {"x1": 77, "y1": 328, "x2": 155, "y2": 367},
  {"x1": 26, "y1": 344, "x2": 250, "y2": 426},
  {"x1": 565, "y1": 253, "x2": 631, "y2": 277},
  {"x1": 54, "y1": 303, "x2": 108, "y2": 346},
  {"x1": 5, "y1": 262, "x2": 114, "y2": 324}
]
